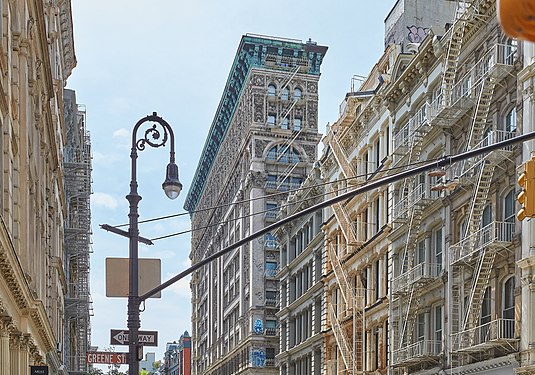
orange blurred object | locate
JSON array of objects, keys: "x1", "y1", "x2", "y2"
[{"x1": 498, "y1": 0, "x2": 535, "y2": 41}]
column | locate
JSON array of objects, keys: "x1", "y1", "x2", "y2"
[
  {"x1": 9, "y1": 333, "x2": 20, "y2": 375},
  {"x1": 0, "y1": 318, "x2": 11, "y2": 375}
]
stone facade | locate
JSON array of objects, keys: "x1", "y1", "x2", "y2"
[
  {"x1": 184, "y1": 34, "x2": 327, "y2": 375},
  {"x1": 0, "y1": 1, "x2": 76, "y2": 374}
]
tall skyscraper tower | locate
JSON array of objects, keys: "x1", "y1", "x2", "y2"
[{"x1": 184, "y1": 34, "x2": 327, "y2": 375}]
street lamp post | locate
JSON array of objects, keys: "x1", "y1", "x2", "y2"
[{"x1": 126, "y1": 112, "x2": 182, "y2": 375}]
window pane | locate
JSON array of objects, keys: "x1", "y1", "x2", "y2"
[{"x1": 293, "y1": 118, "x2": 302, "y2": 131}]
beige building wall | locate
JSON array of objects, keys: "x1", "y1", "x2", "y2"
[{"x1": 0, "y1": 1, "x2": 75, "y2": 374}]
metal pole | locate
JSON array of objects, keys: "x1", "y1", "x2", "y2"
[
  {"x1": 125, "y1": 113, "x2": 177, "y2": 375},
  {"x1": 127, "y1": 135, "x2": 141, "y2": 375}
]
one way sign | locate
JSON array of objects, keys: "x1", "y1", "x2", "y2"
[{"x1": 110, "y1": 329, "x2": 158, "y2": 347}]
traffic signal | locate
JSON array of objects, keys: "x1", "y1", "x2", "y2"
[
  {"x1": 517, "y1": 157, "x2": 535, "y2": 221},
  {"x1": 498, "y1": 0, "x2": 535, "y2": 42}
]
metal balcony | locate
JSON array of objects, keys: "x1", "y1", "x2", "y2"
[
  {"x1": 450, "y1": 221, "x2": 514, "y2": 265},
  {"x1": 393, "y1": 105, "x2": 429, "y2": 156},
  {"x1": 453, "y1": 318, "x2": 517, "y2": 353},
  {"x1": 391, "y1": 262, "x2": 442, "y2": 295},
  {"x1": 392, "y1": 340, "x2": 442, "y2": 366},
  {"x1": 392, "y1": 183, "x2": 432, "y2": 223}
]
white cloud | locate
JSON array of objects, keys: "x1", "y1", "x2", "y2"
[
  {"x1": 92, "y1": 192, "x2": 119, "y2": 210},
  {"x1": 113, "y1": 128, "x2": 129, "y2": 138},
  {"x1": 164, "y1": 273, "x2": 191, "y2": 298}
]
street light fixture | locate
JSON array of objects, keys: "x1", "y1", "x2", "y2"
[{"x1": 126, "y1": 112, "x2": 181, "y2": 375}]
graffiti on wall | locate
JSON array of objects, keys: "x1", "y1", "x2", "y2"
[
  {"x1": 407, "y1": 25, "x2": 430, "y2": 43},
  {"x1": 250, "y1": 349, "x2": 266, "y2": 367}
]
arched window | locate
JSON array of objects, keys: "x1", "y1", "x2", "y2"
[
  {"x1": 481, "y1": 205, "x2": 493, "y2": 243},
  {"x1": 503, "y1": 276, "x2": 515, "y2": 320},
  {"x1": 294, "y1": 87, "x2": 302, "y2": 100},
  {"x1": 482, "y1": 205, "x2": 492, "y2": 228},
  {"x1": 480, "y1": 287, "x2": 491, "y2": 342},
  {"x1": 267, "y1": 145, "x2": 300, "y2": 163},
  {"x1": 267, "y1": 84, "x2": 276, "y2": 97},
  {"x1": 504, "y1": 190, "x2": 515, "y2": 223},
  {"x1": 459, "y1": 216, "x2": 469, "y2": 241},
  {"x1": 505, "y1": 107, "x2": 517, "y2": 132}
]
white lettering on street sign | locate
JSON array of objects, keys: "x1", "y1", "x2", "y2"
[
  {"x1": 86, "y1": 351, "x2": 128, "y2": 364},
  {"x1": 110, "y1": 329, "x2": 158, "y2": 346}
]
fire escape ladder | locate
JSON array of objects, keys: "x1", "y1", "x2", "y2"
[
  {"x1": 329, "y1": 303, "x2": 355, "y2": 374},
  {"x1": 354, "y1": 289, "x2": 365, "y2": 373},
  {"x1": 327, "y1": 241, "x2": 354, "y2": 308},
  {"x1": 399, "y1": 284, "x2": 420, "y2": 349},
  {"x1": 467, "y1": 78, "x2": 496, "y2": 151},
  {"x1": 275, "y1": 126, "x2": 305, "y2": 190},
  {"x1": 450, "y1": 266, "x2": 462, "y2": 357},
  {"x1": 330, "y1": 187, "x2": 359, "y2": 245},
  {"x1": 441, "y1": 1, "x2": 470, "y2": 108},
  {"x1": 462, "y1": 249, "x2": 497, "y2": 332},
  {"x1": 329, "y1": 132, "x2": 356, "y2": 181},
  {"x1": 280, "y1": 65, "x2": 301, "y2": 93},
  {"x1": 466, "y1": 161, "x2": 496, "y2": 239},
  {"x1": 278, "y1": 99, "x2": 298, "y2": 129},
  {"x1": 400, "y1": 185, "x2": 424, "y2": 272}
]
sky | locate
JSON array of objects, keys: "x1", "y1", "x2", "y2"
[{"x1": 68, "y1": 0, "x2": 396, "y2": 369}]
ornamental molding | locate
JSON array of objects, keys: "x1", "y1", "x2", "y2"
[{"x1": 383, "y1": 34, "x2": 436, "y2": 107}]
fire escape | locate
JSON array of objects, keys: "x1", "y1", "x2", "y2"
[
  {"x1": 64, "y1": 105, "x2": 93, "y2": 373},
  {"x1": 324, "y1": 92, "x2": 370, "y2": 375},
  {"x1": 390, "y1": 102, "x2": 442, "y2": 369},
  {"x1": 426, "y1": 0, "x2": 520, "y2": 364}
]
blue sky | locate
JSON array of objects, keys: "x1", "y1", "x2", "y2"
[{"x1": 68, "y1": 0, "x2": 396, "y2": 366}]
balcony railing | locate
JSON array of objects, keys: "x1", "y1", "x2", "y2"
[
  {"x1": 392, "y1": 340, "x2": 441, "y2": 366},
  {"x1": 392, "y1": 183, "x2": 430, "y2": 221},
  {"x1": 450, "y1": 221, "x2": 514, "y2": 265},
  {"x1": 265, "y1": 297, "x2": 279, "y2": 307},
  {"x1": 391, "y1": 262, "x2": 442, "y2": 294},
  {"x1": 393, "y1": 105, "x2": 428, "y2": 154},
  {"x1": 453, "y1": 318, "x2": 517, "y2": 352},
  {"x1": 452, "y1": 130, "x2": 516, "y2": 182},
  {"x1": 265, "y1": 328, "x2": 277, "y2": 336}
]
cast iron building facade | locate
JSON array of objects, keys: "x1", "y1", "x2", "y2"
[
  {"x1": 321, "y1": 0, "x2": 528, "y2": 374},
  {"x1": 63, "y1": 89, "x2": 92, "y2": 374},
  {"x1": 184, "y1": 34, "x2": 327, "y2": 375},
  {"x1": 274, "y1": 167, "x2": 325, "y2": 375}
]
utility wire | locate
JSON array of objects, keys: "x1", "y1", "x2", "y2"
[
  {"x1": 149, "y1": 187, "x2": 329, "y2": 241},
  {"x1": 111, "y1": 156, "x2": 443, "y2": 229},
  {"x1": 140, "y1": 131, "x2": 535, "y2": 301}
]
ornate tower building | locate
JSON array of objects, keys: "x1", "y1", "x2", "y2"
[{"x1": 184, "y1": 34, "x2": 327, "y2": 375}]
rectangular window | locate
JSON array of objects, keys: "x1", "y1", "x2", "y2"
[
  {"x1": 374, "y1": 197, "x2": 380, "y2": 233},
  {"x1": 434, "y1": 227, "x2": 443, "y2": 269},
  {"x1": 267, "y1": 114, "x2": 276, "y2": 127},
  {"x1": 434, "y1": 305, "x2": 442, "y2": 343},
  {"x1": 417, "y1": 239, "x2": 425, "y2": 264},
  {"x1": 293, "y1": 117, "x2": 302, "y2": 131},
  {"x1": 375, "y1": 259, "x2": 380, "y2": 301},
  {"x1": 281, "y1": 117, "x2": 289, "y2": 129},
  {"x1": 416, "y1": 313, "x2": 425, "y2": 341},
  {"x1": 375, "y1": 138, "x2": 381, "y2": 169},
  {"x1": 265, "y1": 261, "x2": 278, "y2": 278},
  {"x1": 265, "y1": 203, "x2": 278, "y2": 220}
]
